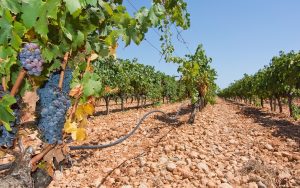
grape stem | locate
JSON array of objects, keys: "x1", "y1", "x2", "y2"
[
  {"x1": 70, "y1": 94, "x2": 81, "y2": 121},
  {"x1": 29, "y1": 144, "x2": 56, "y2": 171},
  {"x1": 10, "y1": 69, "x2": 27, "y2": 96},
  {"x1": 85, "y1": 56, "x2": 92, "y2": 73},
  {"x1": 2, "y1": 77, "x2": 7, "y2": 91},
  {"x1": 58, "y1": 52, "x2": 70, "y2": 90}
]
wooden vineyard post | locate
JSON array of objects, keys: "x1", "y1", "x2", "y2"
[
  {"x1": 10, "y1": 69, "x2": 27, "y2": 96},
  {"x1": 58, "y1": 52, "x2": 69, "y2": 91}
]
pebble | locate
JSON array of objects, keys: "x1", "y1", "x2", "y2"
[
  {"x1": 189, "y1": 151, "x2": 199, "y2": 158},
  {"x1": 138, "y1": 182, "x2": 148, "y2": 188},
  {"x1": 54, "y1": 170, "x2": 64, "y2": 181},
  {"x1": 278, "y1": 171, "x2": 291, "y2": 179},
  {"x1": 257, "y1": 181, "x2": 267, "y2": 188},
  {"x1": 225, "y1": 171, "x2": 234, "y2": 181},
  {"x1": 121, "y1": 186, "x2": 133, "y2": 188},
  {"x1": 128, "y1": 168, "x2": 137, "y2": 176},
  {"x1": 207, "y1": 181, "x2": 216, "y2": 188},
  {"x1": 218, "y1": 183, "x2": 233, "y2": 188},
  {"x1": 264, "y1": 143, "x2": 274, "y2": 151},
  {"x1": 197, "y1": 162, "x2": 209, "y2": 173},
  {"x1": 159, "y1": 156, "x2": 168, "y2": 164},
  {"x1": 248, "y1": 182, "x2": 258, "y2": 188},
  {"x1": 178, "y1": 167, "x2": 192, "y2": 178},
  {"x1": 166, "y1": 162, "x2": 177, "y2": 172}
]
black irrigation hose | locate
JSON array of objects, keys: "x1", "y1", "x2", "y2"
[
  {"x1": 69, "y1": 110, "x2": 168, "y2": 150},
  {"x1": 0, "y1": 162, "x2": 13, "y2": 171},
  {"x1": 69, "y1": 103, "x2": 186, "y2": 150},
  {"x1": 0, "y1": 104, "x2": 186, "y2": 170}
]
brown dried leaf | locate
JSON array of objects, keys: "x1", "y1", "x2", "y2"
[
  {"x1": 21, "y1": 91, "x2": 39, "y2": 122},
  {"x1": 69, "y1": 85, "x2": 83, "y2": 98},
  {"x1": 90, "y1": 53, "x2": 99, "y2": 61}
]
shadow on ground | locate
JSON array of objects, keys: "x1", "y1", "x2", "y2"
[{"x1": 232, "y1": 101, "x2": 300, "y2": 145}]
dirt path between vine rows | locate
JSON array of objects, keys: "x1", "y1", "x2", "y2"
[{"x1": 50, "y1": 99, "x2": 300, "y2": 188}]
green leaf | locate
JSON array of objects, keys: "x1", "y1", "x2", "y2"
[
  {"x1": 0, "y1": 0, "x2": 21, "y2": 14},
  {"x1": 35, "y1": 17, "x2": 49, "y2": 39},
  {"x1": 21, "y1": 0, "x2": 44, "y2": 28},
  {"x1": 0, "y1": 95, "x2": 16, "y2": 106},
  {"x1": 11, "y1": 31, "x2": 22, "y2": 49},
  {"x1": 72, "y1": 31, "x2": 85, "y2": 49},
  {"x1": 63, "y1": 0, "x2": 82, "y2": 15},
  {"x1": 99, "y1": 1, "x2": 113, "y2": 15},
  {"x1": 46, "y1": 0, "x2": 61, "y2": 19},
  {"x1": 0, "y1": 10, "x2": 13, "y2": 45},
  {"x1": 149, "y1": 7, "x2": 159, "y2": 26},
  {"x1": 86, "y1": 0, "x2": 97, "y2": 6},
  {"x1": 19, "y1": 78, "x2": 32, "y2": 96},
  {"x1": 0, "y1": 94, "x2": 16, "y2": 129},
  {"x1": 135, "y1": 7, "x2": 149, "y2": 24},
  {"x1": 13, "y1": 21, "x2": 26, "y2": 37},
  {"x1": 2, "y1": 121, "x2": 12, "y2": 132},
  {"x1": 49, "y1": 59, "x2": 62, "y2": 71},
  {"x1": 61, "y1": 26, "x2": 73, "y2": 41},
  {"x1": 42, "y1": 45, "x2": 60, "y2": 62},
  {"x1": 82, "y1": 72, "x2": 102, "y2": 97},
  {"x1": 105, "y1": 30, "x2": 121, "y2": 46}
]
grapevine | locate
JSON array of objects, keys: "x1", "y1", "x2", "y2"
[
  {"x1": 0, "y1": 1, "x2": 193, "y2": 185},
  {"x1": 219, "y1": 51, "x2": 300, "y2": 119}
]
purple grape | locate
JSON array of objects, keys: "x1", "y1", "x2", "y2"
[{"x1": 19, "y1": 43, "x2": 44, "y2": 76}]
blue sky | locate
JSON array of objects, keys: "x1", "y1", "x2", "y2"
[{"x1": 118, "y1": 0, "x2": 300, "y2": 89}]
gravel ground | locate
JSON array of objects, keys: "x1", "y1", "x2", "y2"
[{"x1": 49, "y1": 99, "x2": 300, "y2": 188}]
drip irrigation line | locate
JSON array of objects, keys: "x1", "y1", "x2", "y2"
[
  {"x1": 0, "y1": 162, "x2": 13, "y2": 171},
  {"x1": 69, "y1": 103, "x2": 186, "y2": 150}
]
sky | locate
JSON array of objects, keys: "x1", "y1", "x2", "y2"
[{"x1": 117, "y1": 0, "x2": 300, "y2": 89}]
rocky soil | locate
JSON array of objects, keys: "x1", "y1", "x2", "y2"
[{"x1": 49, "y1": 99, "x2": 300, "y2": 188}]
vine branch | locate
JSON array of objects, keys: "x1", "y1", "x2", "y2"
[{"x1": 58, "y1": 52, "x2": 70, "y2": 90}]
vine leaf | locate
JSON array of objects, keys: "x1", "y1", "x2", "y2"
[
  {"x1": 63, "y1": 0, "x2": 82, "y2": 15},
  {"x1": 82, "y1": 72, "x2": 102, "y2": 98},
  {"x1": 71, "y1": 128, "x2": 86, "y2": 141},
  {"x1": 0, "y1": 10, "x2": 13, "y2": 45},
  {"x1": 83, "y1": 103, "x2": 94, "y2": 115},
  {"x1": 0, "y1": 0, "x2": 21, "y2": 14},
  {"x1": 0, "y1": 94, "x2": 16, "y2": 131},
  {"x1": 64, "y1": 119, "x2": 77, "y2": 133},
  {"x1": 69, "y1": 84, "x2": 83, "y2": 98},
  {"x1": 21, "y1": 0, "x2": 43, "y2": 28}
]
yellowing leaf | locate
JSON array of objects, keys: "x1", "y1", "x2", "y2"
[
  {"x1": 79, "y1": 117, "x2": 88, "y2": 127},
  {"x1": 75, "y1": 105, "x2": 85, "y2": 121},
  {"x1": 71, "y1": 128, "x2": 86, "y2": 141},
  {"x1": 83, "y1": 103, "x2": 94, "y2": 115},
  {"x1": 64, "y1": 119, "x2": 77, "y2": 133},
  {"x1": 0, "y1": 150, "x2": 6, "y2": 158},
  {"x1": 109, "y1": 43, "x2": 118, "y2": 58}
]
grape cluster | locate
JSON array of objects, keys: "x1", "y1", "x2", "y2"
[
  {"x1": 43, "y1": 68, "x2": 73, "y2": 94},
  {"x1": 37, "y1": 69, "x2": 72, "y2": 144},
  {"x1": 37, "y1": 89, "x2": 71, "y2": 144},
  {"x1": 0, "y1": 88, "x2": 21, "y2": 148},
  {"x1": 19, "y1": 43, "x2": 44, "y2": 76}
]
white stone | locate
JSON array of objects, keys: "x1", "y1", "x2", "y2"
[
  {"x1": 218, "y1": 183, "x2": 233, "y2": 188},
  {"x1": 166, "y1": 162, "x2": 177, "y2": 172},
  {"x1": 197, "y1": 162, "x2": 209, "y2": 173}
]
